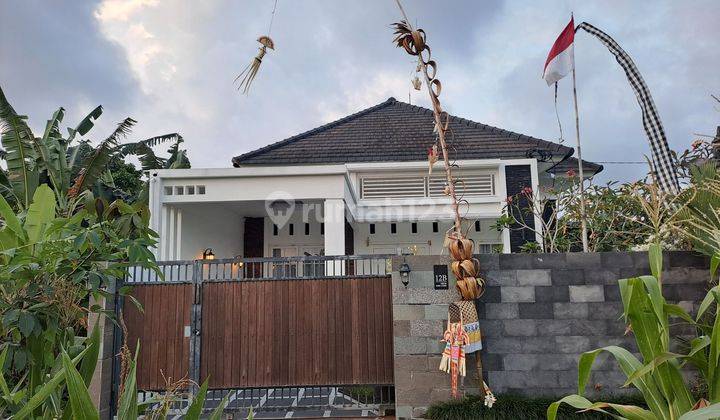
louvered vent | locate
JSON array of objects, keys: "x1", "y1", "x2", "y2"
[
  {"x1": 361, "y1": 176, "x2": 426, "y2": 199},
  {"x1": 428, "y1": 173, "x2": 494, "y2": 197}
]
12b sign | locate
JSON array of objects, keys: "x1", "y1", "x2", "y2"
[{"x1": 433, "y1": 265, "x2": 449, "y2": 290}]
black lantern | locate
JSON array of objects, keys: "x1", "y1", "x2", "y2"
[
  {"x1": 399, "y1": 262, "x2": 411, "y2": 288},
  {"x1": 202, "y1": 248, "x2": 215, "y2": 260}
]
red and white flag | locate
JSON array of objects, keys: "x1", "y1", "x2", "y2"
[{"x1": 543, "y1": 17, "x2": 575, "y2": 85}]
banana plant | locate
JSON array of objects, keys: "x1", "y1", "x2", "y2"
[
  {"x1": 0, "y1": 85, "x2": 185, "y2": 213},
  {"x1": 548, "y1": 244, "x2": 720, "y2": 419}
]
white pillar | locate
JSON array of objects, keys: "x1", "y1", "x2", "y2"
[
  {"x1": 175, "y1": 209, "x2": 182, "y2": 260},
  {"x1": 159, "y1": 205, "x2": 169, "y2": 260},
  {"x1": 323, "y1": 199, "x2": 346, "y2": 256},
  {"x1": 324, "y1": 199, "x2": 346, "y2": 276},
  {"x1": 148, "y1": 173, "x2": 162, "y2": 258},
  {"x1": 168, "y1": 207, "x2": 176, "y2": 260}
]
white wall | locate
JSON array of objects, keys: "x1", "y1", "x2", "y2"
[
  {"x1": 178, "y1": 205, "x2": 244, "y2": 260},
  {"x1": 353, "y1": 220, "x2": 503, "y2": 255},
  {"x1": 263, "y1": 204, "x2": 325, "y2": 256}
]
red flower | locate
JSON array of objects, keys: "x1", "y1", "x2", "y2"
[
  {"x1": 522, "y1": 186, "x2": 533, "y2": 195},
  {"x1": 692, "y1": 140, "x2": 704, "y2": 150},
  {"x1": 566, "y1": 169, "x2": 577, "y2": 178},
  {"x1": 505, "y1": 196, "x2": 513, "y2": 204}
]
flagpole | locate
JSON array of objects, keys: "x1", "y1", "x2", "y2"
[{"x1": 571, "y1": 65, "x2": 589, "y2": 252}]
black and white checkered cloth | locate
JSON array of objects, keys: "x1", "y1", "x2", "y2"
[{"x1": 577, "y1": 22, "x2": 680, "y2": 194}]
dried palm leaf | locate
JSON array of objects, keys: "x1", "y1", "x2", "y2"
[{"x1": 234, "y1": 36, "x2": 275, "y2": 94}]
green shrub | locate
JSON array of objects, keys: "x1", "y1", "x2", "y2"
[{"x1": 425, "y1": 394, "x2": 645, "y2": 420}]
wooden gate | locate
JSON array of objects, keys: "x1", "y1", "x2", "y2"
[
  {"x1": 118, "y1": 256, "x2": 394, "y2": 395},
  {"x1": 200, "y1": 277, "x2": 393, "y2": 388}
]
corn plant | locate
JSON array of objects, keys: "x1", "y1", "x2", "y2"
[{"x1": 548, "y1": 244, "x2": 720, "y2": 419}]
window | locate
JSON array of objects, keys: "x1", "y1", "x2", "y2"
[
  {"x1": 197, "y1": 185, "x2": 206, "y2": 195},
  {"x1": 186, "y1": 186, "x2": 195, "y2": 195},
  {"x1": 475, "y1": 221, "x2": 481, "y2": 232},
  {"x1": 411, "y1": 222, "x2": 418, "y2": 234},
  {"x1": 369, "y1": 223, "x2": 376, "y2": 234},
  {"x1": 164, "y1": 186, "x2": 173, "y2": 195},
  {"x1": 320, "y1": 223, "x2": 325, "y2": 235},
  {"x1": 174, "y1": 186, "x2": 184, "y2": 195},
  {"x1": 391, "y1": 223, "x2": 397, "y2": 234},
  {"x1": 305, "y1": 223, "x2": 310, "y2": 235},
  {"x1": 433, "y1": 222, "x2": 439, "y2": 233},
  {"x1": 289, "y1": 224, "x2": 294, "y2": 236},
  {"x1": 273, "y1": 224, "x2": 278, "y2": 236}
]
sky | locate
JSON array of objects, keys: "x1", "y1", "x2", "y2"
[{"x1": 1, "y1": 0, "x2": 718, "y2": 184}]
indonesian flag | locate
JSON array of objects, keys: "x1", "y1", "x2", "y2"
[{"x1": 543, "y1": 17, "x2": 575, "y2": 85}]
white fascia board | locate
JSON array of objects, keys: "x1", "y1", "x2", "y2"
[{"x1": 150, "y1": 165, "x2": 349, "y2": 179}]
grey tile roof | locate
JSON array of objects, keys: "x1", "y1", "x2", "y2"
[
  {"x1": 547, "y1": 157, "x2": 603, "y2": 176},
  {"x1": 232, "y1": 97, "x2": 596, "y2": 171}
]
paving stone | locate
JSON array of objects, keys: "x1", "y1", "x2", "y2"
[
  {"x1": 535, "y1": 286, "x2": 570, "y2": 303},
  {"x1": 667, "y1": 251, "x2": 710, "y2": 268},
  {"x1": 537, "y1": 354, "x2": 577, "y2": 371},
  {"x1": 501, "y1": 286, "x2": 535, "y2": 302},
  {"x1": 520, "y1": 337, "x2": 558, "y2": 353},
  {"x1": 566, "y1": 252, "x2": 602, "y2": 268},
  {"x1": 394, "y1": 305, "x2": 425, "y2": 320},
  {"x1": 601, "y1": 252, "x2": 634, "y2": 268},
  {"x1": 603, "y1": 285, "x2": 621, "y2": 301},
  {"x1": 503, "y1": 319, "x2": 538, "y2": 336},
  {"x1": 503, "y1": 354, "x2": 538, "y2": 371},
  {"x1": 410, "y1": 320, "x2": 445, "y2": 337},
  {"x1": 518, "y1": 302, "x2": 554, "y2": 319},
  {"x1": 585, "y1": 269, "x2": 621, "y2": 285},
  {"x1": 485, "y1": 303, "x2": 519, "y2": 319},
  {"x1": 394, "y1": 355, "x2": 430, "y2": 373},
  {"x1": 551, "y1": 269, "x2": 585, "y2": 285},
  {"x1": 394, "y1": 337, "x2": 427, "y2": 355},
  {"x1": 499, "y1": 253, "x2": 535, "y2": 269},
  {"x1": 569, "y1": 285, "x2": 605, "y2": 302},
  {"x1": 516, "y1": 269, "x2": 552, "y2": 286},
  {"x1": 394, "y1": 320, "x2": 411, "y2": 337},
  {"x1": 555, "y1": 336, "x2": 591, "y2": 354},
  {"x1": 424, "y1": 304, "x2": 449, "y2": 320},
  {"x1": 537, "y1": 319, "x2": 573, "y2": 336},
  {"x1": 484, "y1": 270, "x2": 517, "y2": 286},
  {"x1": 481, "y1": 286, "x2": 501, "y2": 303},
  {"x1": 530, "y1": 253, "x2": 567, "y2": 269},
  {"x1": 554, "y1": 302, "x2": 589, "y2": 319},
  {"x1": 587, "y1": 302, "x2": 623, "y2": 320},
  {"x1": 478, "y1": 320, "x2": 504, "y2": 337}
]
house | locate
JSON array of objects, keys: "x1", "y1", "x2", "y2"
[{"x1": 148, "y1": 97, "x2": 602, "y2": 261}]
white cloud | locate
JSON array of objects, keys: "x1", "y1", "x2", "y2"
[{"x1": 94, "y1": 0, "x2": 158, "y2": 23}]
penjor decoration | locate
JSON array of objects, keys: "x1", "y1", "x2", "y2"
[
  {"x1": 392, "y1": 0, "x2": 494, "y2": 405},
  {"x1": 234, "y1": 0, "x2": 278, "y2": 94},
  {"x1": 234, "y1": 36, "x2": 275, "y2": 94}
]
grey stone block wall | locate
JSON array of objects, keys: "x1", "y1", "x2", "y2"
[{"x1": 391, "y1": 252, "x2": 710, "y2": 419}]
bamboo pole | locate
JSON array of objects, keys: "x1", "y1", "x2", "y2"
[
  {"x1": 571, "y1": 66, "x2": 589, "y2": 252},
  {"x1": 394, "y1": 0, "x2": 463, "y2": 235}
]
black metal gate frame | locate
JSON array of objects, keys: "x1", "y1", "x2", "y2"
[{"x1": 110, "y1": 255, "x2": 395, "y2": 416}]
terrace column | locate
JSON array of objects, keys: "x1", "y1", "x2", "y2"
[{"x1": 323, "y1": 198, "x2": 346, "y2": 256}]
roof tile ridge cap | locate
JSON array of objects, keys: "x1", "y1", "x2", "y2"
[{"x1": 232, "y1": 97, "x2": 398, "y2": 165}]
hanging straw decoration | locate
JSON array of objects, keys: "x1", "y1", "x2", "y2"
[
  {"x1": 392, "y1": 0, "x2": 495, "y2": 405},
  {"x1": 234, "y1": 0, "x2": 278, "y2": 93}
]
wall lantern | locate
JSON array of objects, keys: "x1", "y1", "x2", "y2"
[
  {"x1": 202, "y1": 248, "x2": 215, "y2": 260},
  {"x1": 399, "y1": 262, "x2": 411, "y2": 288}
]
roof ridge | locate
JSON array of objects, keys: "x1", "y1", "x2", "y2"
[{"x1": 232, "y1": 97, "x2": 398, "y2": 167}]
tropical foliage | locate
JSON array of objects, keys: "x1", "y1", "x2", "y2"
[
  {"x1": 0, "y1": 183, "x2": 157, "y2": 416},
  {"x1": 0, "y1": 85, "x2": 188, "y2": 210},
  {"x1": 495, "y1": 178, "x2": 650, "y2": 253}
]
